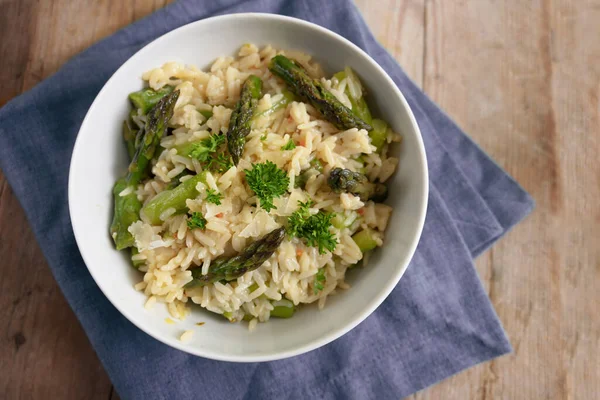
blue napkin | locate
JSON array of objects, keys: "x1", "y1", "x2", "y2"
[{"x1": 0, "y1": 0, "x2": 534, "y2": 398}]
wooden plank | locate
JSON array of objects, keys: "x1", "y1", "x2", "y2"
[
  {"x1": 419, "y1": 0, "x2": 558, "y2": 397},
  {"x1": 355, "y1": 0, "x2": 425, "y2": 86},
  {"x1": 0, "y1": 0, "x2": 36, "y2": 107},
  {"x1": 0, "y1": 0, "x2": 113, "y2": 398},
  {"x1": 414, "y1": 0, "x2": 600, "y2": 399},
  {"x1": 0, "y1": 171, "x2": 113, "y2": 399},
  {"x1": 548, "y1": 1, "x2": 600, "y2": 399},
  {"x1": 1, "y1": 0, "x2": 599, "y2": 399},
  {"x1": 0, "y1": 1, "x2": 171, "y2": 399}
]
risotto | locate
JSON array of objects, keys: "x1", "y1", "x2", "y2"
[{"x1": 110, "y1": 44, "x2": 400, "y2": 332}]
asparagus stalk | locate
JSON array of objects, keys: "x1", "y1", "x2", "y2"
[
  {"x1": 127, "y1": 90, "x2": 180, "y2": 185},
  {"x1": 122, "y1": 119, "x2": 138, "y2": 160},
  {"x1": 268, "y1": 55, "x2": 372, "y2": 131},
  {"x1": 333, "y1": 67, "x2": 373, "y2": 125},
  {"x1": 369, "y1": 119, "x2": 389, "y2": 153},
  {"x1": 128, "y1": 85, "x2": 174, "y2": 114},
  {"x1": 198, "y1": 109, "x2": 213, "y2": 119},
  {"x1": 327, "y1": 167, "x2": 387, "y2": 202},
  {"x1": 270, "y1": 299, "x2": 295, "y2": 318},
  {"x1": 165, "y1": 170, "x2": 192, "y2": 190},
  {"x1": 352, "y1": 229, "x2": 378, "y2": 253},
  {"x1": 333, "y1": 68, "x2": 393, "y2": 151},
  {"x1": 110, "y1": 177, "x2": 143, "y2": 250},
  {"x1": 141, "y1": 172, "x2": 206, "y2": 225},
  {"x1": 186, "y1": 227, "x2": 286, "y2": 288},
  {"x1": 295, "y1": 158, "x2": 324, "y2": 189},
  {"x1": 110, "y1": 91, "x2": 179, "y2": 250},
  {"x1": 222, "y1": 311, "x2": 236, "y2": 322},
  {"x1": 130, "y1": 246, "x2": 145, "y2": 269},
  {"x1": 227, "y1": 75, "x2": 263, "y2": 165},
  {"x1": 286, "y1": 61, "x2": 379, "y2": 148},
  {"x1": 253, "y1": 90, "x2": 295, "y2": 119}
]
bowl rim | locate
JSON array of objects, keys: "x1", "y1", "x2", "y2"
[{"x1": 68, "y1": 12, "x2": 429, "y2": 362}]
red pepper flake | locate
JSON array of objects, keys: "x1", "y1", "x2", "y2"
[
  {"x1": 357, "y1": 208, "x2": 365, "y2": 215},
  {"x1": 296, "y1": 249, "x2": 303, "y2": 257},
  {"x1": 216, "y1": 213, "x2": 224, "y2": 218}
]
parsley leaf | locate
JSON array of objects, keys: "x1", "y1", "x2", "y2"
[
  {"x1": 314, "y1": 268, "x2": 326, "y2": 294},
  {"x1": 244, "y1": 161, "x2": 290, "y2": 212},
  {"x1": 205, "y1": 189, "x2": 223, "y2": 205},
  {"x1": 287, "y1": 200, "x2": 337, "y2": 254},
  {"x1": 185, "y1": 133, "x2": 233, "y2": 173},
  {"x1": 281, "y1": 139, "x2": 296, "y2": 151},
  {"x1": 207, "y1": 153, "x2": 233, "y2": 173},
  {"x1": 189, "y1": 133, "x2": 226, "y2": 162},
  {"x1": 187, "y1": 212, "x2": 207, "y2": 230},
  {"x1": 287, "y1": 199, "x2": 313, "y2": 237},
  {"x1": 260, "y1": 134, "x2": 267, "y2": 141}
]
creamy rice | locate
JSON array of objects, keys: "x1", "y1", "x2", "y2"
[{"x1": 127, "y1": 44, "x2": 400, "y2": 327}]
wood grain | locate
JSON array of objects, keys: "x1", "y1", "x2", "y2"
[
  {"x1": 1, "y1": 0, "x2": 598, "y2": 399},
  {"x1": 415, "y1": 1, "x2": 600, "y2": 399},
  {"x1": 0, "y1": 1, "x2": 171, "y2": 399}
]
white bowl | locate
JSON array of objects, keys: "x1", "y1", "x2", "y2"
[{"x1": 69, "y1": 13, "x2": 428, "y2": 362}]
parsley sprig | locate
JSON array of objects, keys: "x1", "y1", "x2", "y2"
[
  {"x1": 281, "y1": 139, "x2": 296, "y2": 151},
  {"x1": 188, "y1": 133, "x2": 226, "y2": 162},
  {"x1": 287, "y1": 200, "x2": 313, "y2": 237},
  {"x1": 186, "y1": 133, "x2": 233, "y2": 173},
  {"x1": 187, "y1": 212, "x2": 207, "y2": 230},
  {"x1": 205, "y1": 189, "x2": 223, "y2": 205},
  {"x1": 314, "y1": 268, "x2": 326, "y2": 294},
  {"x1": 244, "y1": 161, "x2": 289, "y2": 212},
  {"x1": 207, "y1": 153, "x2": 233, "y2": 173},
  {"x1": 287, "y1": 200, "x2": 337, "y2": 254}
]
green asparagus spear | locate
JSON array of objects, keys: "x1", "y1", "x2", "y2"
[
  {"x1": 369, "y1": 119, "x2": 389, "y2": 152},
  {"x1": 331, "y1": 214, "x2": 346, "y2": 230},
  {"x1": 270, "y1": 299, "x2": 295, "y2": 318},
  {"x1": 110, "y1": 90, "x2": 179, "y2": 250},
  {"x1": 253, "y1": 90, "x2": 295, "y2": 119},
  {"x1": 186, "y1": 227, "x2": 286, "y2": 288},
  {"x1": 110, "y1": 177, "x2": 143, "y2": 250},
  {"x1": 269, "y1": 55, "x2": 372, "y2": 131},
  {"x1": 129, "y1": 85, "x2": 175, "y2": 114},
  {"x1": 353, "y1": 155, "x2": 367, "y2": 174},
  {"x1": 333, "y1": 67, "x2": 373, "y2": 125},
  {"x1": 130, "y1": 246, "x2": 145, "y2": 269},
  {"x1": 295, "y1": 169, "x2": 317, "y2": 189},
  {"x1": 222, "y1": 311, "x2": 236, "y2": 322},
  {"x1": 127, "y1": 90, "x2": 180, "y2": 184},
  {"x1": 294, "y1": 158, "x2": 324, "y2": 188},
  {"x1": 332, "y1": 212, "x2": 359, "y2": 230},
  {"x1": 227, "y1": 75, "x2": 263, "y2": 165},
  {"x1": 129, "y1": 108, "x2": 139, "y2": 125},
  {"x1": 352, "y1": 229, "x2": 378, "y2": 253},
  {"x1": 141, "y1": 172, "x2": 206, "y2": 225},
  {"x1": 330, "y1": 69, "x2": 391, "y2": 152},
  {"x1": 198, "y1": 109, "x2": 213, "y2": 119},
  {"x1": 327, "y1": 167, "x2": 387, "y2": 202},
  {"x1": 166, "y1": 170, "x2": 192, "y2": 190},
  {"x1": 122, "y1": 119, "x2": 138, "y2": 160}
]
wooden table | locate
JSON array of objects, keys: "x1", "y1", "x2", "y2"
[{"x1": 1, "y1": 1, "x2": 598, "y2": 398}]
